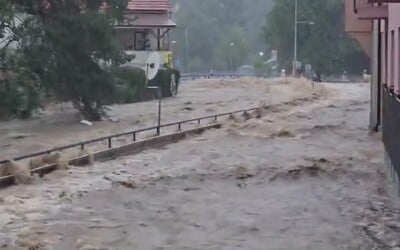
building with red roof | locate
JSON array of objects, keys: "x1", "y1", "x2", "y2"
[
  {"x1": 114, "y1": 0, "x2": 177, "y2": 69},
  {"x1": 126, "y1": 0, "x2": 171, "y2": 13}
]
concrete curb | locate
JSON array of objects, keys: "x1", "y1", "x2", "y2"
[{"x1": 0, "y1": 123, "x2": 221, "y2": 189}]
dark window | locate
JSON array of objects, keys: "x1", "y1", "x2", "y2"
[
  {"x1": 391, "y1": 30, "x2": 395, "y2": 87},
  {"x1": 134, "y1": 31, "x2": 151, "y2": 51},
  {"x1": 398, "y1": 28, "x2": 400, "y2": 89},
  {"x1": 134, "y1": 32, "x2": 146, "y2": 50}
]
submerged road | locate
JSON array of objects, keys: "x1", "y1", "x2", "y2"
[{"x1": 0, "y1": 80, "x2": 399, "y2": 249}]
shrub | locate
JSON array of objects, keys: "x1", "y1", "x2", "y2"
[
  {"x1": 109, "y1": 66, "x2": 146, "y2": 104},
  {"x1": 0, "y1": 71, "x2": 41, "y2": 120}
]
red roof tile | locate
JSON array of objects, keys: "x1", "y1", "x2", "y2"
[
  {"x1": 115, "y1": 13, "x2": 176, "y2": 28},
  {"x1": 127, "y1": 0, "x2": 171, "y2": 12}
]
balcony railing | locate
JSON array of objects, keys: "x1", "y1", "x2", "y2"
[
  {"x1": 367, "y1": 0, "x2": 400, "y2": 3},
  {"x1": 353, "y1": 0, "x2": 388, "y2": 19}
]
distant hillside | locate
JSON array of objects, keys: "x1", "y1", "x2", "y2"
[{"x1": 170, "y1": 0, "x2": 273, "y2": 72}]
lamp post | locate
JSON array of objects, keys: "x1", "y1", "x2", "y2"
[
  {"x1": 293, "y1": 0, "x2": 314, "y2": 75},
  {"x1": 230, "y1": 42, "x2": 235, "y2": 72},
  {"x1": 184, "y1": 28, "x2": 190, "y2": 72},
  {"x1": 293, "y1": 0, "x2": 298, "y2": 76},
  {"x1": 174, "y1": 26, "x2": 190, "y2": 73}
]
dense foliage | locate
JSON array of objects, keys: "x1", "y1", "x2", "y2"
[
  {"x1": 0, "y1": 0, "x2": 130, "y2": 120},
  {"x1": 263, "y1": 0, "x2": 369, "y2": 75}
]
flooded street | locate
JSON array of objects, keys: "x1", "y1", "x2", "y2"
[
  {"x1": 0, "y1": 78, "x2": 317, "y2": 158},
  {"x1": 0, "y1": 79, "x2": 399, "y2": 249}
]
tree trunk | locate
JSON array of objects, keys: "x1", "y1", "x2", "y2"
[{"x1": 73, "y1": 98, "x2": 102, "y2": 121}]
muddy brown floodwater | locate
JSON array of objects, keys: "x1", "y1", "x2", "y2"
[
  {"x1": 0, "y1": 77, "x2": 318, "y2": 159},
  {"x1": 0, "y1": 78, "x2": 400, "y2": 250}
]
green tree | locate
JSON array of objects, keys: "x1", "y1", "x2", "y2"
[
  {"x1": 214, "y1": 27, "x2": 249, "y2": 71},
  {"x1": 0, "y1": 0, "x2": 129, "y2": 120},
  {"x1": 0, "y1": 3, "x2": 43, "y2": 118},
  {"x1": 263, "y1": 0, "x2": 369, "y2": 75}
]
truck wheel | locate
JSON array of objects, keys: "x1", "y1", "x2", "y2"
[{"x1": 170, "y1": 73, "x2": 178, "y2": 96}]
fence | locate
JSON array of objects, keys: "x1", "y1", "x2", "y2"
[
  {"x1": 0, "y1": 107, "x2": 259, "y2": 166},
  {"x1": 382, "y1": 86, "x2": 400, "y2": 188},
  {"x1": 180, "y1": 72, "x2": 241, "y2": 81}
]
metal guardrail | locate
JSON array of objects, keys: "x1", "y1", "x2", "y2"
[
  {"x1": 181, "y1": 73, "x2": 241, "y2": 81},
  {"x1": 0, "y1": 107, "x2": 259, "y2": 166}
]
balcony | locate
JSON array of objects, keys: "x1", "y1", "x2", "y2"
[
  {"x1": 367, "y1": 0, "x2": 400, "y2": 3},
  {"x1": 354, "y1": 0, "x2": 388, "y2": 19},
  {"x1": 345, "y1": 0, "x2": 373, "y2": 57}
]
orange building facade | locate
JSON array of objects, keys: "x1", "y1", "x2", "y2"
[{"x1": 345, "y1": 0, "x2": 400, "y2": 195}]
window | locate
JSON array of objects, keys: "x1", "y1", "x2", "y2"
[
  {"x1": 115, "y1": 30, "x2": 134, "y2": 51},
  {"x1": 398, "y1": 28, "x2": 400, "y2": 91},
  {"x1": 134, "y1": 31, "x2": 147, "y2": 51},
  {"x1": 391, "y1": 30, "x2": 395, "y2": 87},
  {"x1": 381, "y1": 29, "x2": 386, "y2": 85}
]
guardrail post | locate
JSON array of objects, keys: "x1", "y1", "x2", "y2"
[
  {"x1": 108, "y1": 137, "x2": 112, "y2": 148},
  {"x1": 197, "y1": 119, "x2": 201, "y2": 125},
  {"x1": 157, "y1": 87, "x2": 162, "y2": 136},
  {"x1": 80, "y1": 144, "x2": 84, "y2": 150},
  {"x1": 133, "y1": 132, "x2": 136, "y2": 142},
  {"x1": 178, "y1": 123, "x2": 182, "y2": 131}
]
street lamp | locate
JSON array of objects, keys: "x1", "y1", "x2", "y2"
[
  {"x1": 174, "y1": 26, "x2": 190, "y2": 72},
  {"x1": 230, "y1": 42, "x2": 235, "y2": 72},
  {"x1": 293, "y1": 0, "x2": 298, "y2": 75},
  {"x1": 293, "y1": 0, "x2": 314, "y2": 75}
]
